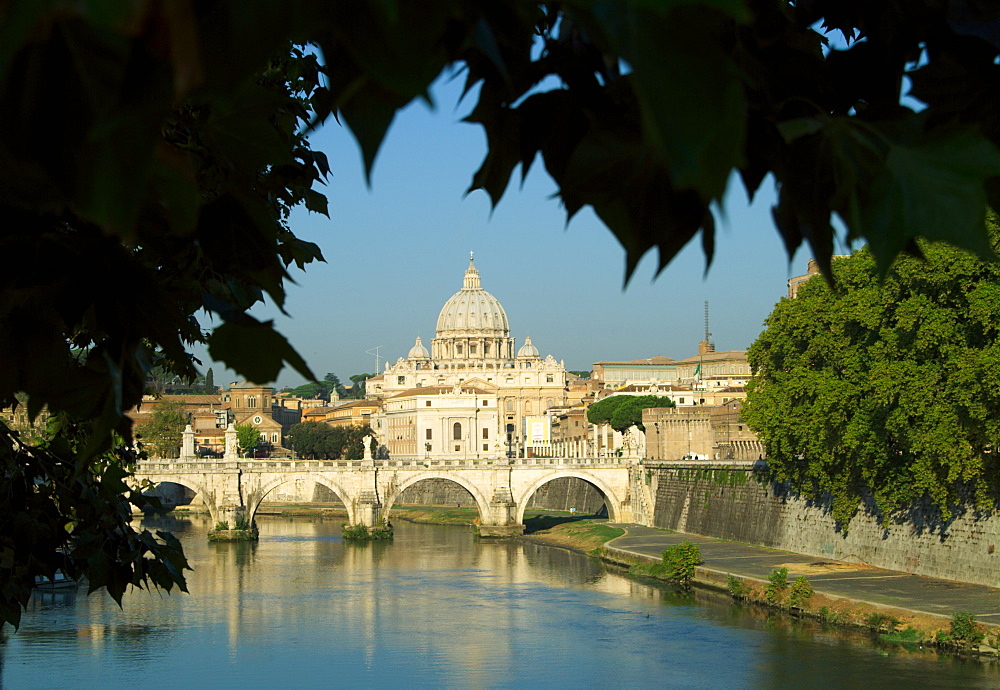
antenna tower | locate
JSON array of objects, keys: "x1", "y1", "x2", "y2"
[
  {"x1": 366, "y1": 345, "x2": 383, "y2": 373},
  {"x1": 704, "y1": 301, "x2": 711, "y2": 344}
]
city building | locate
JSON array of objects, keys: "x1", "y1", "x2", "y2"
[
  {"x1": 222, "y1": 381, "x2": 304, "y2": 451},
  {"x1": 367, "y1": 256, "x2": 570, "y2": 456},
  {"x1": 381, "y1": 383, "x2": 499, "y2": 460},
  {"x1": 592, "y1": 342, "x2": 750, "y2": 391},
  {"x1": 643, "y1": 399, "x2": 763, "y2": 461}
]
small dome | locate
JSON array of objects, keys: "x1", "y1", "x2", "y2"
[
  {"x1": 435, "y1": 256, "x2": 510, "y2": 335},
  {"x1": 408, "y1": 336, "x2": 430, "y2": 359},
  {"x1": 517, "y1": 336, "x2": 540, "y2": 358}
]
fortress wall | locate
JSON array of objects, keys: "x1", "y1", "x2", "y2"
[{"x1": 646, "y1": 463, "x2": 1000, "y2": 587}]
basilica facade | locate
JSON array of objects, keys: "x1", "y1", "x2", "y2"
[{"x1": 367, "y1": 257, "x2": 570, "y2": 458}]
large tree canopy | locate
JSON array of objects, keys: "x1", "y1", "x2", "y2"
[
  {"x1": 3, "y1": 1, "x2": 1000, "y2": 626},
  {"x1": 588, "y1": 395, "x2": 676, "y2": 432},
  {"x1": 744, "y1": 219, "x2": 1000, "y2": 526}
]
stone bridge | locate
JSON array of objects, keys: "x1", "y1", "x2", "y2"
[{"x1": 133, "y1": 455, "x2": 652, "y2": 536}]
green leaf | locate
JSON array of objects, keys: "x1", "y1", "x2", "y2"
[
  {"x1": 864, "y1": 126, "x2": 1000, "y2": 274},
  {"x1": 208, "y1": 319, "x2": 315, "y2": 384},
  {"x1": 574, "y1": 2, "x2": 748, "y2": 199}
]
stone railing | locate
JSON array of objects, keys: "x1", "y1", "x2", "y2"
[{"x1": 137, "y1": 454, "x2": 636, "y2": 473}]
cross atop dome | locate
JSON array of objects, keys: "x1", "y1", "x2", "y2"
[{"x1": 463, "y1": 253, "x2": 481, "y2": 290}]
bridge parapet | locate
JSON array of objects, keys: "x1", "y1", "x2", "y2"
[{"x1": 138, "y1": 455, "x2": 632, "y2": 473}]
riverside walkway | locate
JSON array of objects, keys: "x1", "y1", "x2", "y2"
[{"x1": 606, "y1": 525, "x2": 1000, "y2": 621}]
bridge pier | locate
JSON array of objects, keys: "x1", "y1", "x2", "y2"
[
  {"x1": 478, "y1": 487, "x2": 524, "y2": 538},
  {"x1": 208, "y1": 504, "x2": 259, "y2": 541},
  {"x1": 343, "y1": 464, "x2": 393, "y2": 539}
]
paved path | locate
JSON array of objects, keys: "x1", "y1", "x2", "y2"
[{"x1": 606, "y1": 525, "x2": 1000, "y2": 620}]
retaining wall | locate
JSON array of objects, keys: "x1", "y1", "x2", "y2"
[{"x1": 646, "y1": 463, "x2": 1000, "y2": 587}]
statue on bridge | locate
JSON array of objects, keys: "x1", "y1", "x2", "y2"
[{"x1": 225, "y1": 423, "x2": 238, "y2": 460}]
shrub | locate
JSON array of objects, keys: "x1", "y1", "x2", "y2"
[
  {"x1": 727, "y1": 574, "x2": 749, "y2": 599},
  {"x1": 788, "y1": 576, "x2": 813, "y2": 608},
  {"x1": 950, "y1": 612, "x2": 985, "y2": 647},
  {"x1": 342, "y1": 524, "x2": 372, "y2": 540},
  {"x1": 661, "y1": 541, "x2": 701, "y2": 586},
  {"x1": 342, "y1": 523, "x2": 394, "y2": 541},
  {"x1": 764, "y1": 567, "x2": 788, "y2": 604},
  {"x1": 818, "y1": 606, "x2": 841, "y2": 625},
  {"x1": 214, "y1": 521, "x2": 230, "y2": 531},
  {"x1": 881, "y1": 627, "x2": 923, "y2": 645},
  {"x1": 865, "y1": 613, "x2": 899, "y2": 633}
]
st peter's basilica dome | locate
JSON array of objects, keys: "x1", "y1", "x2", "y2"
[{"x1": 435, "y1": 256, "x2": 510, "y2": 336}]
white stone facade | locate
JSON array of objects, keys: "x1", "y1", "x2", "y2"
[
  {"x1": 367, "y1": 257, "x2": 569, "y2": 457},
  {"x1": 382, "y1": 384, "x2": 500, "y2": 461}
]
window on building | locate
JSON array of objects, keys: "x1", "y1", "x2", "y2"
[
  {"x1": 484, "y1": 343, "x2": 490, "y2": 354},
  {"x1": 457, "y1": 344, "x2": 463, "y2": 354},
  {"x1": 525, "y1": 362, "x2": 531, "y2": 368},
  {"x1": 426, "y1": 429, "x2": 432, "y2": 440},
  {"x1": 506, "y1": 399, "x2": 514, "y2": 411},
  {"x1": 679, "y1": 398, "x2": 685, "y2": 404},
  {"x1": 546, "y1": 375, "x2": 553, "y2": 383},
  {"x1": 453, "y1": 422, "x2": 462, "y2": 440},
  {"x1": 524, "y1": 401, "x2": 532, "y2": 413},
  {"x1": 482, "y1": 400, "x2": 488, "y2": 406},
  {"x1": 482, "y1": 428, "x2": 489, "y2": 439},
  {"x1": 483, "y1": 443, "x2": 489, "y2": 451},
  {"x1": 247, "y1": 396, "x2": 257, "y2": 408},
  {"x1": 271, "y1": 433, "x2": 279, "y2": 443},
  {"x1": 455, "y1": 445, "x2": 461, "y2": 451},
  {"x1": 397, "y1": 376, "x2": 405, "y2": 385},
  {"x1": 426, "y1": 400, "x2": 431, "y2": 407},
  {"x1": 470, "y1": 344, "x2": 477, "y2": 354}
]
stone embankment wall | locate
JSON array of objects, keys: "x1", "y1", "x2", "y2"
[{"x1": 645, "y1": 462, "x2": 1000, "y2": 588}]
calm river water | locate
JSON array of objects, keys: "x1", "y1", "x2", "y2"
[{"x1": 3, "y1": 516, "x2": 998, "y2": 688}]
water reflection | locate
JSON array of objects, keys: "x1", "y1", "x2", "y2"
[{"x1": 2, "y1": 515, "x2": 998, "y2": 688}]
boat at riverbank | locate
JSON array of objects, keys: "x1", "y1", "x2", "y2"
[{"x1": 34, "y1": 571, "x2": 77, "y2": 591}]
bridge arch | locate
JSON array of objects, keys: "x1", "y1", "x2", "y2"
[
  {"x1": 294, "y1": 472, "x2": 356, "y2": 525},
  {"x1": 385, "y1": 472, "x2": 491, "y2": 524},
  {"x1": 514, "y1": 471, "x2": 623, "y2": 524},
  {"x1": 135, "y1": 474, "x2": 218, "y2": 522}
]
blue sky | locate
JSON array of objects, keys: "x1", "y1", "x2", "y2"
[{"x1": 199, "y1": 75, "x2": 824, "y2": 388}]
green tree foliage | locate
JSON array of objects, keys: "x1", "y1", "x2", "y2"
[
  {"x1": 203, "y1": 368, "x2": 215, "y2": 395},
  {"x1": 288, "y1": 422, "x2": 373, "y2": 459},
  {"x1": 660, "y1": 541, "x2": 701, "y2": 587},
  {"x1": 587, "y1": 395, "x2": 676, "y2": 432},
  {"x1": 234, "y1": 424, "x2": 262, "y2": 458},
  {"x1": 5, "y1": 1, "x2": 1000, "y2": 627},
  {"x1": 284, "y1": 382, "x2": 329, "y2": 401},
  {"x1": 745, "y1": 224, "x2": 1000, "y2": 525},
  {"x1": 348, "y1": 374, "x2": 376, "y2": 400},
  {"x1": 135, "y1": 402, "x2": 188, "y2": 459},
  {"x1": 324, "y1": 373, "x2": 347, "y2": 399},
  {"x1": 568, "y1": 371, "x2": 592, "y2": 379}
]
